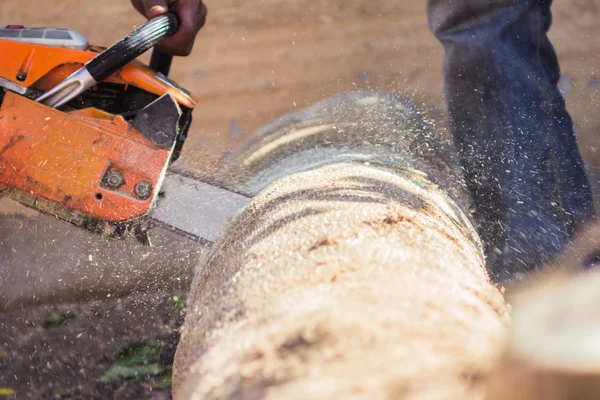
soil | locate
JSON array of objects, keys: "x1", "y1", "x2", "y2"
[
  {"x1": 0, "y1": 291, "x2": 187, "y2": 399},
  {"x1": 0, "y1": 0, "x2": 599, "y2": 398}
]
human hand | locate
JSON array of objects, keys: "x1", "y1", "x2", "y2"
[{"x1": 131, "y1": 0, "x2": 207, "y2": 56}]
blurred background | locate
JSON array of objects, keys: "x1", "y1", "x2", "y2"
[{"x1": 3, "y1": 0, "x2": 599, "y2": 203}]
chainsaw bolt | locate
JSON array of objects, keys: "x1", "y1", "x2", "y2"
[
  {"x1": 134, "y1": 181, "x2": 153, "y2": 200},
  {"x1": 105, "y1": 171, "x2": 125, "y2": 188}
]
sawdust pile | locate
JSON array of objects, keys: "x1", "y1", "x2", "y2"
[{"x1": 174, "y1": 92, "x2": 509, "y2": 399}]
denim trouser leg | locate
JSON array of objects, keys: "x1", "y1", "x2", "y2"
[{"x1": 428, "y1": 0, "x2": 595, "y2": 279}]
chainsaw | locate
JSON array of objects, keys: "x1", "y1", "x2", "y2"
[{"x1": 0, "y1": 15, "x2": 249, "y2": 244}]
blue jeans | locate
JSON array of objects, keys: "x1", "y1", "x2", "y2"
[{"x1": 428, "y1": 0, "x2": 595, "y2": 279}]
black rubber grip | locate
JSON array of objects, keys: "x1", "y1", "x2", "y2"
[
  {"x1": 87, "y1": 13, "x2": 178, "y2": 82},
  {"x1": 149, "y1": 49, "x2": 173, "y2": 76}
]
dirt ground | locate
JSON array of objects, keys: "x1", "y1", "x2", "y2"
[
  {"x1": 1, "y1": 291, "x2": 187, "y2": 399},
  {"x1": 1, "y1": 0, "x2": 600, "y2": 398}
]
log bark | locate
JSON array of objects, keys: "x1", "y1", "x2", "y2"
[{"x1": 173, "y1": 92, "x2": 509, "y2": 399}]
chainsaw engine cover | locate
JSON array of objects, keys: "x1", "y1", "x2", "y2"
[{"x1": 0, "y1": 36, "x2": 197, "y2": 237}]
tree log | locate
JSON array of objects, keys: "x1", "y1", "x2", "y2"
[
  {"x1": 487, "y1": 222, "x2": 600, "y2": 400},
  {"x1": 173, "y1": 92, "x2": 509, "y2": 399}
]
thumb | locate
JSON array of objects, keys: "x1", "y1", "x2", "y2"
[{"x1": 144, "y1": 0, "x2": 169, "y2": 18}]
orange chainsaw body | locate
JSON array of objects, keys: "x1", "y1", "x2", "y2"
[{"x1": 0, "y1": 38, "x2": 197, "y2": 224}]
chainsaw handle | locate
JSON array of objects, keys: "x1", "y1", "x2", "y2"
[
  {"x1": 36, "y1": 13, "x2": 178, "y2": 108},
  {"x1": 150, "y1": 49, "x2": 173, "y2": 76},
  {"x1": 87, "y1": 13, "x2": 178, "y2": 82}
]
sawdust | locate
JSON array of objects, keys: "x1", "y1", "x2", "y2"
[{"x1": 174, "y1": 92, "x2": 509, "y2": 399}]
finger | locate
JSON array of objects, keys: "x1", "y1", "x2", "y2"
[
  {"x1": 197, "y1": 2, "x2": 208, "y2": 30},
  {"x1": 139, "y1": 0, "x2": 170, "y2": 18}
]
